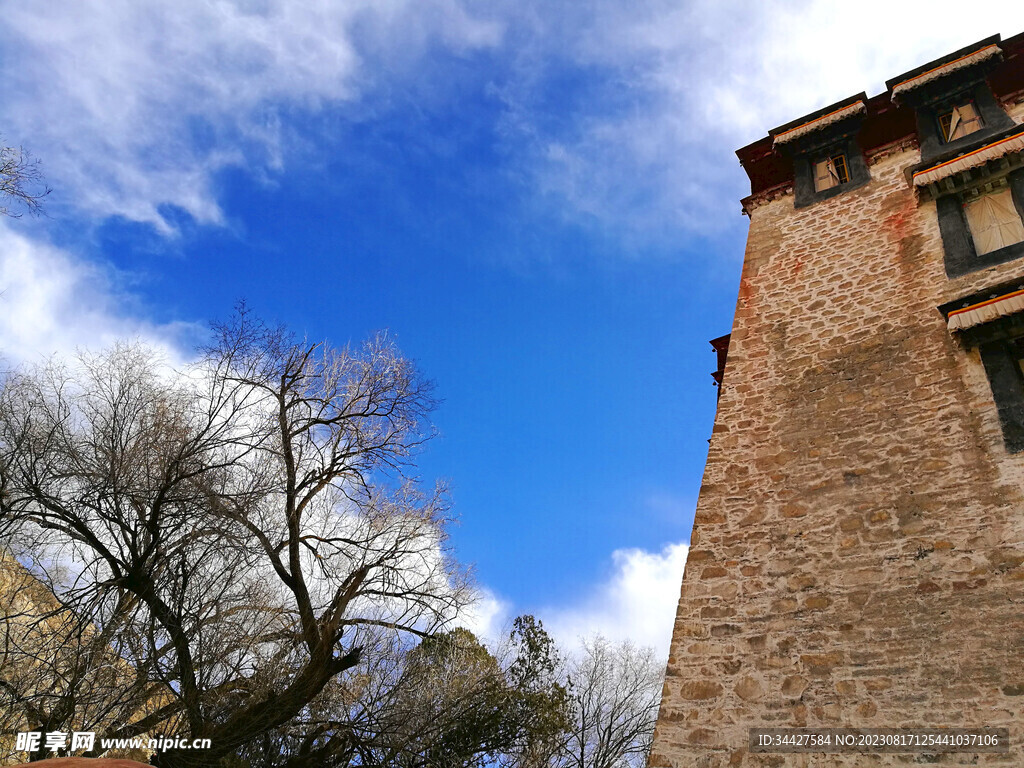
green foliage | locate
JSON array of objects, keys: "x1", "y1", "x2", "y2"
[
  {"x1": 504, "y1": 616, "x2": 573, "y2": 767},
  {"x1": 375, "y1": 619, "x2": 572, "y2": 768},
  {"x1": 235, "y1": 618, "x2": 572, "y2": 768},
  {"x1": 509, "y1": 616, "x2": 560, "y2": 688}
]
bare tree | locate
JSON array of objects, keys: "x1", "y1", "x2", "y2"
[
  {"x1": 0, "y1": 310, "x2": 471, "y2": 766},
  {"x1": 0, "y1": 141, "x2": 50, "y2": 217},
  {"x1": 557, "y1": 638, "x2": 663, "y2": 768}
]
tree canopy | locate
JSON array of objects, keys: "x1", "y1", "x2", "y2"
[
  {"x1": 0, "y1": 313, "x2": 468, "y2": 765},
  {"x1": 0, "y1": 312, "x2": 660, "y2": 768}
]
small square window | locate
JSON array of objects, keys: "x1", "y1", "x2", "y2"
[
  {"x1": 813, "y1": 154, "x2": 849, "y2": 192},
  {"x1": 963, "y1": 188, "x2": 1024, "y2": 256},
  {"x1": 938, "y1": 101, "x2": 983, "y2": 142},
  {"x1": 794, "y1": 137, "x2": 869, "y2": 208}
]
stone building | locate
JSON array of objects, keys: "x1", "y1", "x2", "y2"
[{"x1": 650, "y1": 34, "x2": 1024, "y2": 767}]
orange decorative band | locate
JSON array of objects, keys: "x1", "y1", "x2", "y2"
[
  {"x1": 892, "y1": 44, "x2": 1002, "y2": 98},
  {"x1": 912, "y1": 129, "x2": 1024, "y2": 187},
  {"x1": 772, "y1": 101, "x2": 866, "y2": 146},
  {"x1": 947, "y1": 289, "x2": 1024, "y2": 332}
]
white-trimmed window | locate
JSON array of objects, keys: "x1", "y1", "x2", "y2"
[
  {"x1": 964, "y1": 187, "x2": 1024, "y2": 256},
  {"x1": 939, "y1": 101, "x2": 983, "y2": 142},
  {"x1": 812, "y1": 154, "x2": 849, "y2": 192}
]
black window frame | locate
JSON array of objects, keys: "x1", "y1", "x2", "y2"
[
  {"x1": 915, "y1": 81, "x2": 1015, "y2": 163},
  {"x1": 979, "y1": 338, "x2": 1024, "y2": 453},
  {"x1": 941, "y1": 297, "x2": 1024, "y2": 454},
  {"x1": 812, "y1": 152, "x2": 850, "y2": 192},
  {"x1": 937, "y1": 169, "x2": 1024, "y2": 278},
  {"x1": 793, "y1": 135, "x2": 870, "y2": 208},
  {"x1": 937, "y1": 98, "x2": 984, "y2": 143}
]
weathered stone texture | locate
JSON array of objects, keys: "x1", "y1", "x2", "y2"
[
  {"x1": 0, "y1": 555, "x2": 163, "y2": 765},
  {"x1": 651, "y1": 101, "x2": 1024, "y2": 767}
]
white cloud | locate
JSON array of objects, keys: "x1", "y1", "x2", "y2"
[
  {"x1": 0, "y1": 0, "x2": 501, "y2": 232},
  {"x1": 543, "y1": 541, "x2": 688, "y2": 659},
  {"x1": 456, "y1": 586, "x2": 512, "y2": 644},
  {"x1": 513, "y1": 0, "x2": 1024, "y2": 241},
  {"x1": 0, "y1": 222, "x2": 196, "y2": 365},
  {"x1": 3, "y1": 1, "x2": 1020, "y2": 247}
]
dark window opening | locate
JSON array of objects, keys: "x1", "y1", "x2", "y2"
[
  {"x1": 793, "y1": 137, "x2": 870, "y2": 208},
  {"x1": 938, "y1": 101, "x2": 983, "y2": 143},
  {"x1": 946, "y1": 302, "x2": 1024, "y2": 454},
  {"x1": 913, "y1": 82, "x2": 1015, "y2": 163},
  {"x1": 1010, "y1": 337, "x2": 1024, "y2": 380},
  {"x1": 979, "y1": 336, "x2": 1024, "y2": 453},
  {"x1": 813, "y1": 154, "x2": 849, "y2": 192}
]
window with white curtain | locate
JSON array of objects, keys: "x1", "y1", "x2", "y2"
[{"x1": 964, "y1": 188, "x2": 1024, "y2": 256}]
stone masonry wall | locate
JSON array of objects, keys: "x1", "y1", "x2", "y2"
[{"x1": 651, "y1": 102, "x2": 1024, "y2": 768}]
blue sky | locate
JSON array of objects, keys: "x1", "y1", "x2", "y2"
[{"x1": 1, "y1": 1, "x2": 1021, "y2": 654}]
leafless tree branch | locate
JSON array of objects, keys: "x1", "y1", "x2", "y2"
[
  {"x1": 0, "y1": 311, "x2": 471, "y2": 767},
  {"x1": 0, "y1": 141, "x2": 50, "y2": 217}
]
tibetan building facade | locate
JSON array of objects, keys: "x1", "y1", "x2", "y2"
[{"x1": 651, "y1": 34, "x2": 1024, "y2": 767}]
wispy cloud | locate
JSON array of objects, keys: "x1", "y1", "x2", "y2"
[
  {"x1": 503, "y1": 0, "x2": 1024, "y2": 244},
  {"x1": 2, "y1": 1, "x2": 1020, "y2": 247},
  {"x1": 0, "y1": 0, "x2": 500, "y2": 232}
]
